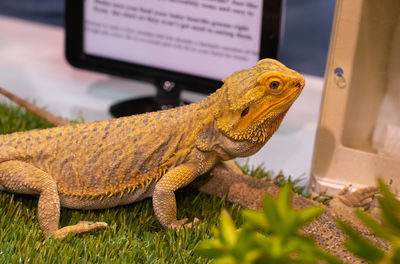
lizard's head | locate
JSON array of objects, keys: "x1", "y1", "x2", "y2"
[{"x1": 216, "y1": 59, "x2": 305, "y2": 146}]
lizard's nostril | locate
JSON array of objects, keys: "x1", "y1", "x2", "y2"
[{"x1": 295, "y1": 82, "x2": 302, "y2": 88}]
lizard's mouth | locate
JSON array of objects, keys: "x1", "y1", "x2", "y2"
[
  {"x1": 220, "y1": 86, "x2": 301, "y2": 144},
  {"x1": 248, "y1": 90, "x2": 301, "y2": 143}
]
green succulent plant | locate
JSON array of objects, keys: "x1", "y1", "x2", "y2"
[{"x1": 196, "y1": 184, "x2": 341, "y2": 264}]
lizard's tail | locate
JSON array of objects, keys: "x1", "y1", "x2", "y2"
[{"x1": 0, "y1": 87, "x2": 70, "y2": 127}]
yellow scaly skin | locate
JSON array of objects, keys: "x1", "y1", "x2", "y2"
[{"x1": 0, "y1": 59, "x2": 304, "y2": 238}]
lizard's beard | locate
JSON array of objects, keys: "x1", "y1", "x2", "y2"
[
  {"x1": 247, "y1": 111, "x2": 288, "y2": 144},
  {"x1": 219, "y1": 109, "x2": 288, "y2": 144}
]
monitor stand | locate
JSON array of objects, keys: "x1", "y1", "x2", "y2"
[{"x1": 109, "y1": 80, "x2": 189, "y2": 117}]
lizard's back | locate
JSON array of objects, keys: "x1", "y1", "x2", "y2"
[{"x1": 0, "y1": 102, "x2": 212, "y2": 200}]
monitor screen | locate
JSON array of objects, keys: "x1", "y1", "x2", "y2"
[
  {"x1": 66, "y1": 0, "x2": 282, "y2": 94},
  {"x1": 84, "y1": 0, "x2": 264, "y2": 80}
]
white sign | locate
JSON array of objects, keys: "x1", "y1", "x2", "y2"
[{"x1": 84, "y1": 0, "x2": 263, "y2": 80}]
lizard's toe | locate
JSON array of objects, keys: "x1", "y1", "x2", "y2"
[
  {"x1": 189, "y1": 217, "x2": 200, "y2": 228},
  {"x1": 169, "y1": 218, "x2": 188, "y2": 230},
  {"x1": 78, "y1": 221, "x2": 110, "y2": 229},
  {"x1": 181, "y1": 217, "x2": 200, "y2": 229},
  {"x1": 51, "y1": 221, "x2": 110, "y2": 239},
  {"x1": 169, "y1": 218, "x2": 200, "y2": 230}
]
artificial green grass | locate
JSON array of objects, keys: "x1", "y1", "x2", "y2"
[
  {"x1": 0, "y1": 102, "x2": 53, "y2": 134},
  {"x1": 0, "y1": 187, "x2": 241, "y2": 263},
  {"x1": 0, "y1": 103, "x2": 245, "y2": 263}
]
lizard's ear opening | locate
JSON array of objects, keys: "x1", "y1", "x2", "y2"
[{"x1": 241, "y1": 107, "x2": 249, "y2": 117}]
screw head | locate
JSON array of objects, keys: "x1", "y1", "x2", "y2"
[
  {"x1": 334, "y1": 67, "x2": 344, "y2": 77},
  {"x1": 162, "y1": 81, "x2": 175, "y2": 92}
]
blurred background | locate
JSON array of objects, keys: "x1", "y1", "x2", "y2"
[
  {"x1": 0, "y1": 0, "x2": 336, "y2": 77},
  {"x1": 0, "y1": 0, "x2": 337, "y2": 180}
]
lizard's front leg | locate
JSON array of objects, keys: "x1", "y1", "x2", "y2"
[
  {"x1": 153, "y1": 154, "x2": 216, "y2": 229},
  {"x1": 0, "y1": 160, "x2": 108, "y2": 239}
]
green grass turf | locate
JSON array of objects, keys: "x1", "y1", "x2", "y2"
[
  {"x1": 0, "y1": 103, "x2": 308, "y2": 263},
  {"x1": 0, "y1": 103, "x2": 251, "y2": 263}
]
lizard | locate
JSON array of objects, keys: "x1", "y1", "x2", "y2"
[
  {"x1": 0, "y1": 59, "x2": 306, "y2": 239},
  {"x1": 0, "y1": 62, "x2": 388, "y2": 262}
]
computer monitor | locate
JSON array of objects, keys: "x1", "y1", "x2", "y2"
[{"x1": 65, "y1": 0, "x2": 283, "y2": 117}]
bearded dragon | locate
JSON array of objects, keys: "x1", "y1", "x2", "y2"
[{"x1": 0, "y1": 59, "x2": 304, "y2": 239}]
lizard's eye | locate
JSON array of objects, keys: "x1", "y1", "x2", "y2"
[
  {"x1": 241, "y1": 107, "x2": 249, "y2": 117},
  {"x1": 269, "y1": 81, "x2": 280, "y2": 90}
]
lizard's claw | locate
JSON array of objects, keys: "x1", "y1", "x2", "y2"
[
  {"x1": 338, "y1": 186, "x2": 379, "y2": 208},
  {"x1": 169, "y1": 217, "x2": 200, "y2": 230}
]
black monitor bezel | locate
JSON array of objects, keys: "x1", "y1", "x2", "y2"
[{"x1": 65, "y1": 0, "x2": 283, "y2": 94}]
